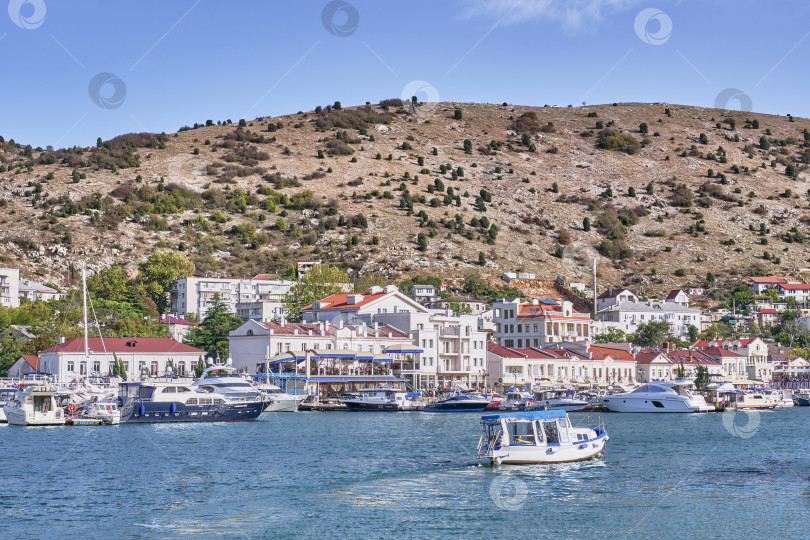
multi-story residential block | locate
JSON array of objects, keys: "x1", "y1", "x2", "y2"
[
  {"x1": 373, "y1": 310, "x2": 489, "y2": 390},
  {"x1": 775, "y1": 283, "x2": 810, "y2": 304},
  {"x1": 170, "y1": 274, "x2": 293, "y2": 319},
  {"x1": 492, "y1": 298, "x2": 593, "y2": 349},
  {"x1": 0, "y1": 268, "x2": 20, "y2": 308}
]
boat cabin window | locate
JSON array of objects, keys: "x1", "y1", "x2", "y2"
[
  {"x1": 176, "y1": 387, "x2": 191, "y2": 392},
  {"x1": 541, "y1": 420, "x2": 559, "y2": 444},
  {"x1": 186, "y1": 398, "x2": 198, "y2": 405},
  {"x1": 508, "y1": 421, "x2": 536, "y2": 444},
  {"x1": 162, "y1": 387, "x2": 176, "y2": 393}
]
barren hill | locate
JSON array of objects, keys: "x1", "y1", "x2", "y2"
[{"x1": 2, "y1": 100, "x2": 809, "y2": 296}]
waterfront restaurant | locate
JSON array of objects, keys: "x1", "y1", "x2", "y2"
[{"x1": 257, "y1": 348, "x2": 413, "y2": 399}]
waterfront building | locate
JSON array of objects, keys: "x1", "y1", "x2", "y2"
[
  {"x1": 692, "y1": 337, "x2": 772, "y2": 381},
  {"x1": 39, "y1": 337, "x2": 205, "y2": 381}
]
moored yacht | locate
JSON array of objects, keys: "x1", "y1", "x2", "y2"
[
  {"x1": 341, "y1": 388, "x2": 422, "y2": 411},
  {"x1": 794, "y1": 389, "x2": 810, "y2": 406},
  {"x1": 424, "y1": 393, "x2": 490, "y2": 412},
  {"x1": 601, "y1": 381, "x2": 714, "y2": 412},
  {"x1": 191, "y1": 362, "x2": 262, "y2": 402},
  {"x1": 767, "y1": 389, "x2": 794, "y2": 407},
  {"x1": 477, "y1": 410, "x2": 608, "y2": 464},
  {"x1": 534, "y1": 389, "x2": 590, "y2": 412},
  {"x1": 3, "y1": 385, "x2": 66, "y2": 426},
  {"x1": 118, "y1": 381, "x2": 265, "y2": 423},
  {"x1": 0, "y1": 387, "x2": 17, "y2": 422}
]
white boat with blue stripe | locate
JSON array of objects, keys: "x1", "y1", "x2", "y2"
[{"x1": 477, "y1": 410, "x2": 608, "y2": 465}]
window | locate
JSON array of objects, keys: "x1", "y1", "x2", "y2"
[
  {"x1": 80, "y1": 362, "x2": 87, "y2": 375},
  {"x1": 151, "y1": 361, "x2": 159, "y2": 375},
  {"x1": 93, "y1": 361, "x2": 101, "y2": 373},
  {"x1": 177, "y1": 362, "x2": 186, "y2": 376}
]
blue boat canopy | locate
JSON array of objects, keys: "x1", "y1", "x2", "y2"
[{"x1": 482, "y1": 410, "x2": 568, "y2": 423}]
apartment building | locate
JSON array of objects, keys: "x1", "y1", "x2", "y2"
[
  {"x1": 0, "y1": 268, "x2": 20, "y2": 308},
  {"x1": 170, "y1": 273, "x2": 293, "y2": 319},
  {"x1": 492, "y1": 298, "x2": 593, "y2": 348}
]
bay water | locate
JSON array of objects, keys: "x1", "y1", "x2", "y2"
[{"x1": 1, "y1": 409, "x2": 808, "y2": 538}]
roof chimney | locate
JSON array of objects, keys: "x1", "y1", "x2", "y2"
[
  {"x1": 338, "y1": 320, "x2": 344, "y2": 329},
  {"x1": 59, "y1": 334, "x2": 66, "y2": 344}
]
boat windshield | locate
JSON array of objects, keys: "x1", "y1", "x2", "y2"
[{"x1": 632, "y1": 384, "x2": 673, "y2": 394}]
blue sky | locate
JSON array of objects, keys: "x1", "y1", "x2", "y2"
[{"x1": 2, "y1": 0, "x2": 809, "y2": 148}]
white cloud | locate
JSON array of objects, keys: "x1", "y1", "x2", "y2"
[{"x1": 460, "y1": 0, "x2": 640, "y2": 32}]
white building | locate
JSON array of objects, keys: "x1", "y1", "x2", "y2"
[
  {"x1": 235, "y1": 301, "x2": 287, "y2": 323},
  {"x1": 486, "y1": 342, "x2": 637, "y2": 388},
  {"x1": 492, "y1": 298, "x2": 593, "y2": 349},
  {"x1": 595, "y1": 300, "x2": 701, "y2": 339},
  {"x1": 227, "y1": 319, "x2": 414, "y2": 374},
  {"x1": 665, "y1": 289, "x2": 689, "y2": 307},
  {"x1": 18, "y1": 278, "x2": 64, "y2": 302},
  {"x1": 158, "y1": 314, "x2": 197, "y2": 342},
  {"x1": 38, "y1": 337, "x2": 205, "y2": 381},
  {"x1": 749, "y1": 276, "x2": 787, "y2": 295},
  {"x1": 776, "y1": 283, "x2": 810, "y2": 304},
  {"x1": 693, "y1": 337, "x2": 772, "y2": 381},
  {"x1": 170, "y1": 274, "x2": 294, "y2": 319},
  {"x1": 373, "y1": 310, "x2": 489, "y2": 390},
  {"x1": 596, "y1": 288, "x2": 638, "y2": 312},
  {"x1": 410, "y1": 284, "x2": 436, "y2": 303},
  {"x1": 0, "y1": 268, "x2": 20, "y2": 308}
]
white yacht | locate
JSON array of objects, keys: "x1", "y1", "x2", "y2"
[
  {"x1": 601, "y1": 381, "x2": 714, "y2": 412},
  {"x1": 192, "y1": 362, "x2": 263, "y2": 402},
  {"x1": 767, "y1": 389, "x2": 794, "y2": 407},
  {"x1": 256, "y1": 383, "x2": 306, "y2": 412},
  {"x1": 3, "y1": 385, "x2": 66, "y2": 426},
  {"x1": 477, "y1": 410, "x2": 608, "y2": 464},
  {"x1": 533, "y1": 389, "x2": 590, "y2": 412},
  {"x1": 735, "y1": 392, "x2": 778, "y2": 410}
]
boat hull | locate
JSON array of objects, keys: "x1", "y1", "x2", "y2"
[
  {"x1": 794, "y1": 396, "x2": 810, "y2": 406},
  {"x1": 424, "y1": 401, "x2": 489, "y2": 412},
  {"x1": 120, "y1": 401, "x2": 264, "y2": 423},
  {"x1": 3, "y1": 406, "x2": 65, "y2": 426},
  {"x1": 488, "y1": 433, "x2": 608, "y2": 465},
  {"x1": 600, "y1": 396, "x2": 706, "y2": 413},
  {"x1": 343, "y1": 401, "x2": 401, "y2": 411},
  {"x1": 262, "y1": 396, "x2": 304, "y2": 412}
]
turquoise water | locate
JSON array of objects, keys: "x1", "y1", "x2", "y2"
[{"x1": 1, "y1": 409, "x2": 808, "y2": 538}]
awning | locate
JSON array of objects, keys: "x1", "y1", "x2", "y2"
[
  {"x1": 267, "y1": 351, "x2": 318, "y2": 363},
  {"x1": 308, "y1": 375, "x2": 409, "y2": 382},
  {"x1": 385, "y1": 344, "x2": 424, "y2": 354},
  {"x1": 311, "y1": 348, "x2": 361, "y2": 358}
]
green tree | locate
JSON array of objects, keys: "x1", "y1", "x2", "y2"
[
  {"x1": 686, "y1": 324, "x2": 700, "y2": 343},
  {"x1": 417, "y1": 232, "x2": 428, "y2": 251},
  {"x1": 583, "y1": 216, "x2": 591, "y2": 232},
  {"x1": 283, "y1": 264, "x2": 350, "y2": 322},
  {"x1": 593, "y1": 327, "x2": 626, "y2": 343},
  {"x1": 675, "y1": 360, "x2": 686, "y2": 378},
  {"x1": 631, "y1": 321, "x2": 670, "y2": 347},
  {"x1": 454, "y1": 108, "x2": 462, "y2": 120},
  {"x1": 136, "y1": 252, "x2": 194, "y2": 313},
  {"x1": 463, "y1": 139, "x2": 473, "y2": 154},
  {"x1": 186, "y1": 294, "x2": 243, "y2": 361},
  {"x1": 478, "y1": 251, "x2": 486, "y2": 266},
  {"x1": 695, "y1": 365, "x2": 710, "y2": 389},
  {"x1": 194, "y1": 355, "x2": 206, "y2": 377},
  {"x1": 639, "y1": 122, "x2": 648, "y2": 134},
  {"x1": 87, "y1": 266, "x2": 130, "y2": 302}
]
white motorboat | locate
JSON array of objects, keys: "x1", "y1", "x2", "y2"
[
  {"x1": 340, "y1": 387, "x2": 422, "y2": 411},
  {"x1": 3, "y1": 385, "x2": 65, "y2": 426},
  {"x1": 735, "y1": 392, "x2": 778, "y2": 410},
  {"x1": 601, "y1": 381, "x2": 714, "y2": 412},
  {"x1": 477, "y1": 410, "x2": 608, "y2": 464},
  {"x1": 256, "y1": 383, "x2": 306, "y2": 412},
  {"x1": 81, "y1": 399, "x2": 122, "y2": 424},
  {"x1": 533, "y1": 389, "x2": 590, "y2": 412},
  {"x1": 767, "y1": 389, "x2": 794, "y2": 407}
]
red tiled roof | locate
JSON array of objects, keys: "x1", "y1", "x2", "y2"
[
  {"x1": 589, "y1": 346, "x2": 635, "y2": 362},
  {"x1": 634, "y1": 350, "x2": 670, "y2": 364},
  {"x1": 486, "y1": 343, "x2": 589, "y2": 360},
  {"x1": 252, "y1": 273, "x2": 279, "y2": 280},
  {"x1": 159, "y1": 315, "x2": 196, "y2": 326},
  {"x1": 667, "y1": 349, "x2": 724, "y2": 365},
  {"x1": 302, "y1": 291, "x2": 389, "y2": 311},
  {"x1": 778, "y1": 283, "x2": 810, "y2": 290},
  {"x1": 487, "y1": 342, "x2": 525, "y2": 358},
  {"x1": 759, "y1": 308, "x2": 778, "y2": 314},
  {"x1": 749, "y1": 276, "x2": 787, "y2": 284},
  {"x1": 256, "y1": 321, "x2": 409, "y2": 339},
  {"x1": 40, "y1": 337, "x2": 204, "y2": 354},
  {"x1": 19, "y1": 355, "x2": 40, "y2": 370},
  {"x1": 516, "y1": 303, "x2": 592, "y2": 321}
]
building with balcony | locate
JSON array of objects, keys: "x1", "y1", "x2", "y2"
[
  {"x1": 692, "y1": 337, "x2": 771, "y2": 381},
  {"x1": 170, "y1": 274, "x2": 294, "y2": 319},
  {"x1": 0, "y1": 268, "x2": 20, "y2": 308},
  {"x1": 492, "y1": 298, "x2": 593, "y2": 348},
  {"x1": 18, "y1": 278, "x2": 64, "y2": 302}
]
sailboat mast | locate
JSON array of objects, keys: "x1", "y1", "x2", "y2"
[{"x1": 82, "y1": 266, "x2": 89, "y2": 362}]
